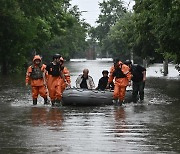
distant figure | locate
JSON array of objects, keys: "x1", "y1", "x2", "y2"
[
  {"x1": 175, "y1": 64, "x2": 180, "y2": 74},
  {"x1": 25, "y1": 55, "x2": 48, "y2": 105},
  {"x1": 124, "y1": 60, "x2": 146, "y2": 103},
  {"x1": 96, "y1": 70, "x2": 114, "y2": 90},
  {"x1": 76, "y1": 69, "x2": 95, "y2": 89},
  {"x1": 107, "y1": 59, "x2": 131, "y2": 105}
]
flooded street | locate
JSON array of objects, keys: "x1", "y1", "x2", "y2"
[{"x1": 0, "y1": 60, "x2": 180, "y2": 153}]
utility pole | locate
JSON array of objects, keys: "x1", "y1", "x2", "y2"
[
  {"x1": 163, "y1": 59, "x2": 168, "y2": 76},
  {"x1": 130, "y1": 51, "x2": 134, "y2": 64},
  {"x1": 143, "y1": 58, "x2": 147, "y2": 68}
]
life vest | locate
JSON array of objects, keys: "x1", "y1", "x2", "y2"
[
  {"x1": 113, "y1": 65, "x2": 126, "y2": 78},
  {"x1": 30, "y1": 65, "x2": 43, "y2": 80},
  {"x1": 46, "y1": 63, "x2": 64, "y2": 77}
]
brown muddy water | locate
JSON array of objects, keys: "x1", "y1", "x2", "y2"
[{"x1": 0, "y1": 60, "x2": 180, "y2": 154}]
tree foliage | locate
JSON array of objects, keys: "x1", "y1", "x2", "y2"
[
  {"x1": 0, "y1": 0, "x2": 88, "y2": 73},
  {"x1": 94, "y1": 0, "x2": 127, "y2": 57},
  {"x1": 41, "y1": 6, "x2": 89, "y2": 62},
  {"x1": 133, "y1": 0, "x2": 180, "y2": 62},
  {"x1": 108, "y1": 13, "x2": 134, "y2": 58},
  {"x1": 97, "y1": 0, "x2": 179, "y2": 63}
]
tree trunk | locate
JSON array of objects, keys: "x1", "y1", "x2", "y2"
[
  {"x1": 143, "y1": 59, "x2": 147, "y2": 68},
  {"x1": 1, "y1": 59, "x2": 7, "y2": 74},
  {"x1": 130, "y1": 51, "x2": 134, "y2": 64},
  {"x1": 163, "y1": 60, "x2": 168, "y2": 76}
]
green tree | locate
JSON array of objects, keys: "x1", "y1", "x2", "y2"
[
  {"x1": 95, "y1": 0, "x2": 127, "y2": 57},
  {"x1": 0, "y1": 0, "x2": 81, "y2": 73},
  {"x1": 152, "y1": 0, "x2": 180, "y2": 62},
  {"x1": 41, "y1": 5, "x2": 89, "y2": 62},
  {"x1": 108, "y1": 12, "x2": 134, "y2": 59},
  {"x1": 134, "y1": 0, "x2": 180, "y2": 62},
  {"x1": 132, "y1": 0, "x2": 159, "y2": 61},
  {"x1": 0, "y1": 0, "x2": 36, "y2": 73}
]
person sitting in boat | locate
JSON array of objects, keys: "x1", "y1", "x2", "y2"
[
  {"x1": 76, "y1": 69, "x2": 95, "y2": 89},
  {"x1": 96, "y1": 70, "x2": 114, "y2": 90}
]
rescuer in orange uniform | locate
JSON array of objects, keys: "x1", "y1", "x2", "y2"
[
  {"x1": 46, "y1": 54, "x2": 69, "y2": 106},
  {"x1": 107, "y1": 59, "x2": 131, "y2": 105},
  {"x1": 59, "y1": 57, "x2": 71, "y2": 92},
  {"x1": 25, "y1": 55, "x2": 48, "y2": 105}
]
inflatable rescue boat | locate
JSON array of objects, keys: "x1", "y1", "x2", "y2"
[{"x1": 62, "y1": 88, "x2": 132, "y2": 106}]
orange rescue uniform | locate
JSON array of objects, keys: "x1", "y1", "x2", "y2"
[
  {"x1": 26, "y1": 63, "x2": 47, "y2": 99},
  {"x1": 46, "y1": 62, "x2": 66, "y2": 102},
  {"x1": 60, "y1": 67, "x2": 71, "y2": 92},
  {"x1": 108, "y1": 61, "x2": 131, "y2": 101},
  {"x1": 46, "y1": 75, "x2": 62, "y2": 101}
]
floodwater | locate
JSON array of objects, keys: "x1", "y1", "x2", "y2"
[{"x1": 0, "y1": 60, "x2": 180, "y2": 154}]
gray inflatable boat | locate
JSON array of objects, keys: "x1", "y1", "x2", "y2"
[{"x1": 62, "y1": 88, "x2": 132, "y2": 106}]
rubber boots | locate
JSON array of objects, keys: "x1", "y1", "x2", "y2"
[
  {"x1": 44, "y1": 97, "x2": 48, "y2": 105},
  {"x1": 113, "y1": 99, "x2": 123, "y2": 106},
  {"x1": 56, "y1": 99, "x2": 62, "y2": 106},
  {"x1": 118, "y1": 100, "x2": 123, "y2": 106},
  {"x1": 33, "y1": 99, "x2": 37, "y2": 105},
  {"x1": 51, "y1": 99, "x2": 62, "y2": 106},
  {"x1": 112, "y1": 99, "x2": 119, "y2": 105},
  {"x1": 51, "y1": 100, "x2": 55, "y2": 106}
]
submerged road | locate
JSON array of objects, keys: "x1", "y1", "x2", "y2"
[{"x1": 0, "y1": 60, "x2": 180, "y2": 153}]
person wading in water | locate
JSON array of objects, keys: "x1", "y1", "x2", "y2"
[
  {"x1": 59, "y1": 56, "x2": 71, "y2": 93},
  {"x1": 124, "y1": 60, "x2": 146, "y2": 103},
  {"x1": 46, "y1": 54, "x2": 65, "y2": 106},
  {"x1": 107, "y1": 59, "x2": 131, "y2": 106},
  {"x1": 25, "y1": 55, "x2": 48, "y2": 105}
]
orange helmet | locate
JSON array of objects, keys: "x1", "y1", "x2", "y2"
[
  {"x1": 33, "y1": 55, "x2": 41, "y2": 62},
  {"x1": 53, "y1": 54, "x2": 61, "y2": 59}
]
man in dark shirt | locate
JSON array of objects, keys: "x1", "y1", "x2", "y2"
[
  {"x1": 124, "y1": 60, "x2": 146, "y2": 103},
  {"x1": 96, "y1": 70, "x2": 109, "y2": 90},
  {"x1": 96, "y1": 70, "x2": 114, "y2": 90}
]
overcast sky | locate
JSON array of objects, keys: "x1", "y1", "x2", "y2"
[{"x1": 70, "y1": 0, "x2": 135, "y2": 26}]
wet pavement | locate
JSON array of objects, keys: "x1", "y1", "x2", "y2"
[{"x1": 0, "y1": 60, "x2": 180, "y2": 153}]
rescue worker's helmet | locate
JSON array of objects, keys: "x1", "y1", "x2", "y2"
[
  {"x1": 53, "y1": 54, "x2": 61, "y2": 59},
  {"x1": 33, "y1": 55, "x2": 42, "y2": 62},
  {"x1": 113, "y1": 58, "x2": 120, "y2": 64},
  {"x1": 124, "y1": 60, "x2": 132, "y2": 65}
]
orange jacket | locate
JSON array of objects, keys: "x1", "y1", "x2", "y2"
[
  {"x1": 60, "y1": 67, "x2": 71, "y2": 85},
  {"x1": 26, "y1": 64, "x2": 46, "y2": 87},
  {"x1": 108, "y1": 61, "x2": 131, "y2": 87}
]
